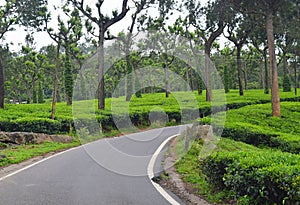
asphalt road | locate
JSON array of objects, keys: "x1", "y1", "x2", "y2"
[{"x1": 0, "y1": 126, "x2": 187, "y2": 205}]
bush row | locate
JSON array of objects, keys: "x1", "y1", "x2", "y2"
[
  {"x1": 220, "y1": 126, "x2": 300, "y2": 154},
  {"x1": 200, "y1": 150, "x2": 300, "y2": 204},
  {"x1": 0, "y1": 95, "x2": 299, "y2": 135},
  {"x1": 200, "y1": 101, "x2": 300, "y2": 154}
]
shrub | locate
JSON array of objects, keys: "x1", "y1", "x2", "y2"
[
  {"x1": 201, "y1": 150, "x2": 300, "y2": 204},
  {"x1": 200, "y1": 102, "x2": 300, "y2": 153}
]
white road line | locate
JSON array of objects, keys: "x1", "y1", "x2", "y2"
[
  {"x1": 0, "y1": 146, "x2": 81, "y2": 182},
  {"x1": 147, "y1": 134, "x2": 181, "y2": 205}
]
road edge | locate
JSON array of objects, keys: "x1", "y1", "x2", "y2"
[{"x1": 147, "y1": 134, "x2": 181, "y2": 205}]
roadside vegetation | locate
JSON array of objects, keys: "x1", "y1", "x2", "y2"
[
  {"x1": 0, "y1": 90, "x2": 298, "y2": 135},
  {"x1": 175, "y1": 101, "x2": 300, "y2": 204}
]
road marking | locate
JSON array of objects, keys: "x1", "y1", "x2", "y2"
[
  {"x1": 147, "y1": 134, "x2": 181, "y2": 205},
  {"x1": 0, "y1": 146, "x2": 81, "y2": 182}
]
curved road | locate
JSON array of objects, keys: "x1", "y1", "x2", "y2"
[{"x1": 0, "y1": 126, "x2": 187, "y2": 205}]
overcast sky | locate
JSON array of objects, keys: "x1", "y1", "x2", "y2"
[{"x1": 4, "y1": 0, "x2": 209, "y2": 52}]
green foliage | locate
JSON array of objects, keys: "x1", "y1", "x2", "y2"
[
  {"x1": 177, "y1": 99, "x2": 300, "y2": 204},
  {"x1": 283, "y1": 74, "x2": 292, "y2": 92},
  {"x1": 38, "y1": 82, "x2": 45, "y2": 103},
  {"x1": 0, "y1": 90, "x2": 299, "y2": 135},
  {"x1": 201, "y1": 150, "x2": 300, "y2": 204},
  {"x1": 200, "y1": 102, "x2": 300, "y2": 153},
  {"x1": 176, "y1": 137, "x2": 300, "y2": 204},
  {"x1": 64, "y1": 53, "x2": 73, "y2": 105}
]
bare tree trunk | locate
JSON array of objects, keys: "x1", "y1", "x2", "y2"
[
  {"x1": 98, "y1": 31, "x2": 105, "y2": 110},
  {"x1": 0, "y1": 49, "x2": 4, "y2": 109},
  {"x1": 264, "y1": 49, "x2": 269, "y2": 94},
  {"x1": 260, "y1": 60, "x2": 265, "y2": 89},
  {"x1": 51, "y1": 42, "x2": 61, "y2": 120},
  {"x1": 205, "y1": 46, "x2": 212, "y2": 101},
  {"x1": 244, "y1": 61, "x2": 248, "y2": 90},
  {"x1": 125, "y1": 48, "x2": 133, "y2": 101},
  {"x1": 283, "y1": 53, "x2": 288, "y2": 75},
  {"x1": 266, "y1": 13, "x2": 280, "y2": 117},
  {"x1": 141, "y1": 72, "x2": 145, "y2": 94},
  {"x1": 237, "y1": 46, "x2": 244, "y2": 96},
  {"x1": 294, "y1": 61, "x2": 297, "y2": 96},
  {"x1": 186, "y1": 66, "x2": 190, "y2": 91},
  {"x1": 165, "y1": 64, "x2": 170, "y2": 98}
]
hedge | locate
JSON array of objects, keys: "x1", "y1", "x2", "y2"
[
  {"x1": 200, "y1": 150, "x2": 300, "y2": 204},
  {"x1": 0, "y1": 91, "x2": 299, "y2": 135},
  {"x1": 199, "y1": 102, "x2": 300, "y2": 154}
]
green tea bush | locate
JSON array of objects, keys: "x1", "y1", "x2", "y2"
[
  {"x1": 200, "y1": 102, "x2": 300, "y2": 153},
  {"x1": 0, "y1": 90, "x2": 299, "y2": 134},
  {"x1": 201, "y1": 150, "x2": 300, "y2": 204}
]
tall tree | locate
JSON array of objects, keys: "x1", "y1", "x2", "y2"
[
  {"x1": 228, "y1": 0, "x2": 291, "y2": 117},
  {"x1": 0, "y1": 0, "x2": 47, "y2": 108},
  {"x1": 250, "y1": 22, "x2": 270, "y2": 94},
  {"x1": 183, "y1": 0, "x2": 232, "y2": 101},
  {"x1": 59, "y1": 6, "x2": 83, "y2": 106},
  {"x1": 225, "y1": 13, "x2": 253, "y2": 96},
  {"x1": 275, "y1": 2, "x2": 299, "y2": 92},
  {"x1": 115, "y1": 0, "x2": 154, "y2": 101},
  {"x1": 69, "y1": 0, "x2": 130, "y2": 110}
]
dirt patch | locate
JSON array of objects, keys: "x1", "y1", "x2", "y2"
[{"x1": 158, "y1": 137, "x2": 214, "y2": 205}]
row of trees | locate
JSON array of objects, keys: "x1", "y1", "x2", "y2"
[{"x1": 0, "y1": 0, "x2": 299, "y2": 118}]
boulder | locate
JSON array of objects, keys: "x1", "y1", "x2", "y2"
[{"x1": 184, "y1": 123, "x2": 213, "y2": 152}]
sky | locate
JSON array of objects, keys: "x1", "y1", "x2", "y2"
[{"x1": 4, "y1": 0, "x2": 209, "y2": 52}]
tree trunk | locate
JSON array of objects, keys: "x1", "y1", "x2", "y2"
[
  {"x1": 186, "y1": 66, "x2": 190, "y2": 91},
  {"x1": 244, "y1": 61, "x2": 248, "y2": 90},
  {"x1": 236, "y1": 46, "x2": 244, "y2": 96},
  {"x1": 65, "y1": 47, "x2": 73, "y2": 106},
  {"x1": 125, "y1": 48, "x2": 133, "y2": 101},
  {"x1": 294, "y1": 61, "x2": 297, "y2": 96},
  {"x1": 260, "y1": 60, "x2": 264, "y2": 89},
  {"x1": 264, "y1": 49, "x2": 269, "y2": 94},
  {"x1": 283, "y1": 52, "x2": 288, "y2": 75},
  {"x1": 98, "y1": 30, "x2": 105, "y2": 110},
  {"x1": 266, "y1": 12, "x2": 280, "y2": 117},
  {"x1": 51, "y1": 42, "x2": 61, "y2": 120},
  {"x1": 134, "y1": 67, "x2": 142, "y2": 98},
  {"x1": 0, "y1": 49, "x2": 4, "y2": 109},
  {"x1": 205, "y1": 45, "x2": 212, "y2": 101},
  {"x1": 165, "y1": 64, "x2": 170, "y2": 98}
]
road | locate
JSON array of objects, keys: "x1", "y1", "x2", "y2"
[{"x1": 0, "y1": 126, "x2": 187, "y2": 205}]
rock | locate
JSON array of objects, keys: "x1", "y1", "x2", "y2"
[
  {"x1": 184, "y1": 123, "x2": 213, "y2": 152},
  {"x1": 0, "y1": 132, "x2": 73, "y2": 145}
]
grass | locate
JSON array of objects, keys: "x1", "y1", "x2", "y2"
[{"x1": 0, "y1": 140, "x2": 81, "y2": 168}]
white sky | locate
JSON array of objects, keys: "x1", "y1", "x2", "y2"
[{"x1": 4, "y1": 0, "x2": 209, "y2": 52}]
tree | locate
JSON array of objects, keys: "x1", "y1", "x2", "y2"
[
  {"x1": 225, "y1": 13, "x2": 253, "y2": 96},
  {"x1": 115, "y1": 0, "x2": 154, "y2": 101},
  {"x1": 169, "y1": 17, "x2": 205, "y2": 95},
  {"x1": 275, "y1": 2, "x2": 299, "y2": 92},
  {"x1": 0, "y1": 0, "x2": 47, "y2": 108},
  {"x1": 59, "y1": 7, "x2": 83, "y2": 105},
  {"x1": 220, "y1": 46, "x2": 235, "y2": 93},
  {"x1": 228, "y1": 0, "x2": 291, "y2": 117},
  {"x1": 250, "y1": 24, "x2": 270, "y2": 94},
  {"x1": 183, "y1": 0, "x2": 232, "y2": 101},
  {"x1": 70, "y1": 0, "x2": 130, "y2": 110}
]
